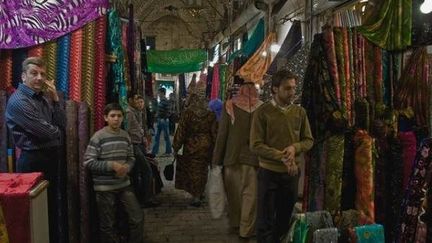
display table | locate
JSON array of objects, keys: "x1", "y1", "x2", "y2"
[{"x1": 0, "y1": 173, "x2": 49, "y2": 243}]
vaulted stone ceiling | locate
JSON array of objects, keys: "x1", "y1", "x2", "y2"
[{"x1": 110, "y1": 0, "x2": 238, "y2": 50}]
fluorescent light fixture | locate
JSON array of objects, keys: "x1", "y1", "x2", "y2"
[
  {"x1": 262, "y1": 51, "x2": 268, "y2": 57},
  {"x1": 420, "y1": 0, "x2": 432, "y2": 14}
]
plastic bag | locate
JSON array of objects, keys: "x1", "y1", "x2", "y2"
[{"x1": 207, "y1": 165, "x2": 226, "y2": 219}]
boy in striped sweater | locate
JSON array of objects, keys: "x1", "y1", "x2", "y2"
[{"x1": 84, "y1": 103, "x2": 143, "y2": 243}]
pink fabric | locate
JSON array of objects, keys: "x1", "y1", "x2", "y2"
[
  {"x1": 399, "y1": 131, "x2": 417, "y2": 190},
  {"x1": 0, "y1": 173, "x2": 43, "y2": 243},
  {"x1": 211, "y1": 64, "x2": 220, "y2": 100}
]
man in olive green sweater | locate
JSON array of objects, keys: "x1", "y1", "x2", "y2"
[{"x1": 250, "y1": 70, "x2": 314, "y2": 243}]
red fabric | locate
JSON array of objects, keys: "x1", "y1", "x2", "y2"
[
  {"x1": 210, "y1": 64, "x2": 220, "y2": 100},
  {"x1": 0, "y1": 173, "x2": 43, "y2": 243}
]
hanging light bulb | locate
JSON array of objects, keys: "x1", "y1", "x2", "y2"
[{"x1": 420, "y1": 0, "x2": 432, "y2": 14}]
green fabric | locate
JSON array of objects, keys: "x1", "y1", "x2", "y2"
[
  {"x1": 107, "y1": 10, "x2": 128, "y2": 114},
  {"x1": 324, "y1": 134, "x2": 345, "y2": 213},
  {"x1": 147, "y1": 49, "x2": 207, "y2": 73},
  {"x1": 358, "y1": 0, "x2": 411, "y2": 51},
  {"x1": 219, "y1": 64, "x2": 227, "y2": 100},
  {"x1": 243, "y1": 19, "x2": 265, "y2": 58}
]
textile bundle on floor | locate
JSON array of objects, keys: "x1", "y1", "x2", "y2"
[
  {"x1": 78, "y1": 102, "x2": 92, "y2": 243},
  {"x1": 65, "y1": 101, "x2": 79, "y2": 243},
  {"x1": 0, "y1": 91, "x2": 6, "y2": 172}
]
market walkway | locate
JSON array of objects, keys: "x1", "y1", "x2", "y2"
[{"x1": 143, "y1": 155, "x2": 257, "y2": 243}]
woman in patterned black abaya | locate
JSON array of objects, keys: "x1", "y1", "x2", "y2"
[{"x1": 173, "y1": 93, "x2": 217, "y2": 207}]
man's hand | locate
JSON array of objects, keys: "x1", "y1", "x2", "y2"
[
  {"x1": 112, "y1": 161, "x2": 129, "y2": 178},
  {"x1": 284, "y1": 161, "x2": 299, "y2": 176},
  {"x1": 282, "y1": 145, "x2": 296, "y2": 162},
  {"x1": 44, "y1": 79, "x2": 59, "y2": 102}
]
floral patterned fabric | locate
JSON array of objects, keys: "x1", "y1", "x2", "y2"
[
  {"x1": 0, "y1": 0, "x2": 108, "y2": 49},
  {"x1": 399, "y1": 138, "x2": 432, "y2": 242}
]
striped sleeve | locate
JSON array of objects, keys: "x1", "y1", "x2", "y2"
[
  {"x1": 125, "y1": 136, "x2": 135, "y2": 172},
  {"x1": 8, "y1": 98, "x2": 60, "y2": 141},
  {"x1": 83, "y1": 138, "x2": 113, "y2": 173}
]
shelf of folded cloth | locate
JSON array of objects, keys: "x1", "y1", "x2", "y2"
[{"x1": 0, "y1": 173, "x2": 49, "y2": 243}]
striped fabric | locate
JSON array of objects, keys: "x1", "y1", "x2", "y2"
[{"x1": 83, "y1": 127, "x2": 135, "y2": 191}]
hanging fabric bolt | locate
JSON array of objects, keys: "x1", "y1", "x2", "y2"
[
  {"x1": 69, "y1": 28, "x2": 83, "y2": 102},
  {"x1": 56, "y1": 34, "x2": 71, "y2": 98}
]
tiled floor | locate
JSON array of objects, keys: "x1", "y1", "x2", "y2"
[{"x1": 143, "y1": 155, "x2": 257, "y2": 243}]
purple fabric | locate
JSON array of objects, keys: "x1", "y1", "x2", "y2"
[{"x1": 0, "y1": 0, "x2": 109, "y2": 49}]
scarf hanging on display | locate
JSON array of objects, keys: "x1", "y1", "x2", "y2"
[
  {"x1": 241, "y1": 19, "x2": 265, "y2": 59},
  {"x1": 399, "y1": 138, "x2": 432, "y2": 243},
  {"x1": 179, "y1": 74, "x2": 187, "y2": 99},
  {"x1": 27, "y1": 45, "x2": 43, "y2": 58},
  {"x1": 108, "y1": 10, "x2": 128, "y2": 111},
  {"x1": 395, "y1": 47, "x2": 430, "y2": 133},
  {"x1": 341, "y1": 129, "x2": 357, "y2": 211},
  {"x1": 267, "y1": 20, "x2": 302, "y2": 75},
  {"x1": 399, "y1": 131, "x2": 417, "y2": 191},
  {"x1": 358, "y1": 0, "x2": 412, "y2": 51},
  {"x1": 211, "y1": 64, "x2": 220, "y2": 100},
  {"x1": 94, "y1": 16, "x2": 107, "y2": 131},
  {"x1": 81, "y1": 21, "x2": 96, "y2": 134},
  {"x1": 69, "y1": 28, "x2": 83, "y2": 102},
  {"x1": 206, "y1": 67, "x2": 213, "y2": 98},
  {"x1": 0, "y1": 50, "x2": 13, "y2": 91},
  {"x1": 12, "y1": 49, "x2": 27, "y2": 89},
  {"x1": 353, "y1": 129, "x2": 375, "y2": 224},
  {"x1": 43, "y1": 41, "x2": 58, "y2": 83},
  {"x1": 324, "y1": 134, "x2": 345, "y2": 213},
  {"x1": 0, "y1": 91, "x2": 6, "y2": 172},
  {"x1": 56, "y1": 34, "x2": 71, "y2": 98},
  {"x1": 78, "y1": 102, "x2": 92, "y2": 243},
  {"x1": 219, "y1": 65, "x2": 227, "y2": 101},
  {"x1": 65, "y1": 101, "x2": 79, "y2": 243},
  {"x1": 237, "y1": 33, "x2": 275, "y2": 85}
]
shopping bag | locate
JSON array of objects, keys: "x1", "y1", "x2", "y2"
[
  {"x1": 313, "y1": 227, "x2": 338, "y2": 243},
  {"x1": 163, "y1": 158, "x2": 175, "y2": 181},
  {"x1": 207, "y1": 165, "x2": 226, "y2": 219}
]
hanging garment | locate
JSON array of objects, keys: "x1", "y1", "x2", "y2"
[
  {"x1": 353, "y1": 129, "x2": 375, "y2": 224},
  {"x1": 358, "y1": 0, "x2": 411, "y2": 51},
  {"x1": 399, "y1": 138, "x2": 432, "y2": 242}
]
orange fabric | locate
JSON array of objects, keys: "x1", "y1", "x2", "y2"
[
  {"x1": 237, "y1": 33, "x2": 275, "y2": 85},
  {"x1": 27, "y1": 45, "x2": 43, "y2": 57}
]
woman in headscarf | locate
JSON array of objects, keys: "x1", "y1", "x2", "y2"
[
  {"x1": 173, "y1": 93, "x2": 217, "y2": 207},
  {"x1": 212, "y1": 82, "x2": 263, "y2": 238}
]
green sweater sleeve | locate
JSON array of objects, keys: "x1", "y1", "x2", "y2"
[
  {"x1": 250, "y1": 108, "x2": 284, "y2": 162},
  {"x1": 291, "y1": 109, "x2": 314, "y2": 154}
]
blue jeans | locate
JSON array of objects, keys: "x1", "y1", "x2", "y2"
[{"x1": 152, "y1": 118, "x2": 172, "y2": 154}]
